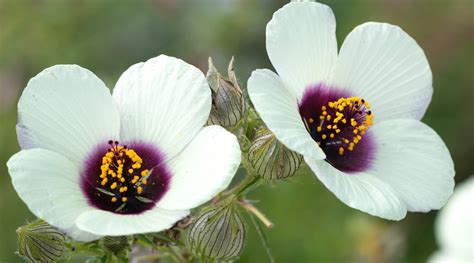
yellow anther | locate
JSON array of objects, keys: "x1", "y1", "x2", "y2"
[
  {"x1": 131, "y1": 176, "x2": 139, "y2": 184},
  {"x1": 317, "y1": 127, "x2": 322, "y2": 132},
  {"x1": 327, "y1": 125, "x2": 332, "y2": 129},
  {"x1": 319, "y1": 116, "x2": 325, "y2": 120},
  {"x1": 322, "y1": 134, "x2": 327, "y2": 139},
  {"x1": 326, "y1": 115, "x2": 331, "y2": 121},
  {"x1": 342, "y1": 119, "x2": 347, "y2": 124},
  {"x1": 308, "y1": 118, "x2": 314, "y2": 123},
  {"x1": 321, "y1": 106, "x2": 326, "y2": 111},
  {"x1": 330, "y1": 133, "x2": 335, "y2": 138},
  {"x1": 353, "y1": 129, "x2": 359, "y2": 134},
  {"x1": 335, "y1": 129, "x2": 341, "y2": 134},
  {"x1": 338, "y1": 147, "x2": 344, "y2": 155},
  {"x1": 98, "y1": 143, "x2": 151, "y2": 204}
]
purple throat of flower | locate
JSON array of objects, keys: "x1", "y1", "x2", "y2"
[
  {"x1": 298, "y1": 83, "x2": 376, "y2": 173},
  {"x1": 81, "y1": 140, "x2": 171, "y2": 215}
]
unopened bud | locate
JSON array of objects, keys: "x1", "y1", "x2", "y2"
[
  {"x1": 101, "y1": 236, "x2": 129, "y2": 255},
  {"x1": 207, "y1": 57, "x2": 245, "y2": 128},
  {"x1": 16, "y1": 219, "x2": 65, "y2": 262},
  {"x1": 249, "y1": 128, "x2": 303, "y2": 180},
  {"x1": 187, "y1": 201, "x2": 246, "y2": 261}
]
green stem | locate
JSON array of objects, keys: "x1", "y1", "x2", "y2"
[
  {"x1": 221, "y1": 174, "x2": 259, "y2": 199},
  {"x1": 235, "y1": 176, "x2": 259, "y2": 196}
]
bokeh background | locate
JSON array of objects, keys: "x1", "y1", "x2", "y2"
[{"x1": 0, "y1": 0, "x2": 472, "y2": 262}]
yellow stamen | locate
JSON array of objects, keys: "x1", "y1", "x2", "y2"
[
  {"x1": 311, "y1": 96, "x2": 373, "y2": 155},
  {"x1": 338, "y1": 147, "x2": 344, "y2": 155}
]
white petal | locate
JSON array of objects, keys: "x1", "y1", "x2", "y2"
[
  {"x1": 248, "y1": 69, "x2": 325, "y2": 160},
  {"x1": 7, "y1": 149, "x2": 99, "y2": 242},
  {"x1": 432, "y1": 177, "x2": 473, "y2": 262},
  {"x1": 429, "y1": 251, "x2": 472, "y2": 263},
  {"x1": 370, "y1": 119, "x2": 455, "y2": 212},
  {"x1": 333, "y1": 22, "x2": 432, "y2": 121},
  {"x1": 158, "y1": 125, "x2": 240, "y2": 210},
  {"x1": 75, "y1": 207, "x2": 189, "y2": 236},
  {"x1": 266, "y1": 1, "x2": 338, "y2": 99},
  {"x1": 113, "y1": 55, "x2": 211, "y2": 159},
  {"x1": 305, "y1": 157, "x2": 407, "y2": 220},
  {"x1": 17, "y1": 65, "x2": 120, "y2": 164}
]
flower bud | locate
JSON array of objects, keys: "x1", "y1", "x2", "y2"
[
  {"x1": 187, "y1": 201, "x2": 246, "y2": 261},
  {"x1": 207, "y1": 57, "x2": 245, "y2": 128},
  {"x1": 101, "y1": 236, "x2": 129, "y2": 255},
  {"x1": 16, "y1": 219, "x2": 65, "y2": 262},
  {"x1": 249, "y1": 128, "x2": 303, "y2": 180}
]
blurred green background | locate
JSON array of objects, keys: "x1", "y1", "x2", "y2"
[{"x1": 0, "y1": 0, "x2": 472, "y2": 262}]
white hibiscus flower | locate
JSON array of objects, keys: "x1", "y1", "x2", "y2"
[
  {"x1": 430, "y1": 177, "x2": 473, "y2": 263},
  {"x1": 248, "y1": 2, "x2": 455, "y2": 220},
  {"x1": 7, "y1": 55, "x2": 241, "y2": 241}
]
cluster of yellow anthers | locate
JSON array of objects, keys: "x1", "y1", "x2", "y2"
[
  {"x1": 99, "y1": 144, "x2": 149, "y2": 203},
  {"x1": 308, "y1": 97, "x2": 373, "y2": 156}
]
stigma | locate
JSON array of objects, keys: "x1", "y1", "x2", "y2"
[{"x1": 303, "y1": 97, "x2": 373, "y2": 155}]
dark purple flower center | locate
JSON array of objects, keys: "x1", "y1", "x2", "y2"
[
  {"x1": 298, "y1": 83, "x2": 376, "y2": 173},
  {"x1": 81, "y1": 140, "x2": 170, "y2": 214}
]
